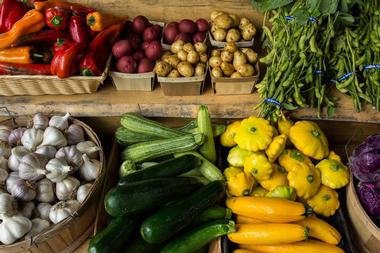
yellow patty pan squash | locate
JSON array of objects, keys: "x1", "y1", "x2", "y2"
[
  {"x1": 289, "y1": 121, "x2": 329, "y2": 160},
  {"x1": 266, "y1": 185, "x2": 297, "y2": 200},
  {"x1": 266, "y1": 134, "x2": 287, "y2": 162},
  {"x1": 224, "y1": 167, "x2": 255, "y2": 197},
  {"x1": 328, "y1": 151, "x2": 342, "y2": 162},
  {"x1": 278, "y1": 118, "x2": 294, "y2": 136},
  {"x1": 244, "y1": 152, "x2": 273, "y2": 180},
  {"x1": 220, "y1": 121, "x2": 241, "y2": 147},
  {"x1": 278, "y1": 149, "x2": 314, "y2": 172},
  {"x1": 316, "y1": 159, "x2": 349, "y2": 189},
  {"x1": 250, "y1": 186, "x2": 268, "y2": 197},
  {"x1": 307, "y1": 185, "x2": 340, "y2": 217},
  {"x1": 234, "y1": 117, "x2": 274, "y2": 152},
  {"x1": 287, "y1": 162, "x2": 321, "y2": 199},
  {"x1": 227, "y1": 146, "x2": 253, "y2": 168},
  {"x1": 259, "y1": 164, "x2": 288, "y2": 191}
]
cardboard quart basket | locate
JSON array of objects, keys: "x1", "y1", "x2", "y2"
[
  {"x1": 209, "y1": 33, "x2": 254, "y2": 48},
  {"x1": 158, "y1": 70, "x2": 207, "y2": 96}
]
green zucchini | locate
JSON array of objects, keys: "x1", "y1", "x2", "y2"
[
  {"x1": 118, "y1": 155, "x2": 199, "y2": 186},
  {"x1": 160, "y1": 219, "x2": 236, "y2": 253},
  {"x1": 121, "y1": 133, "x2": 205, "y2": 163},
  {"x1": 197, "y1": 105, "x2": 217, "y2": 164},
  {"x1": 88, "y1": 215, "x2": 138, "y2": 253},
  {"x1": 141, "y1": 180, "x2": 226, "y2": 243},
  {"x1": 116, "y1": 127, "x2": 160, "y2": 146},
  {"x1": 121, "y1": 113, "x2": 185, "y2": 139},
  {"x1": 123, "y1": 231, "x2": 163, "y2": 253},
  {"x1": 176, "y1": 120, "x2": 198, "y2": 132},
  {"x1": 105, "y1": 177, "x2": 202, "y2": 217},
  {"x1": 197, "y1": 206, "x2": 232, "y2": 224}
]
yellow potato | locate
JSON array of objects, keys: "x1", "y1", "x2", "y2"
[
  {"x1": 241, "y1": 48, "x2": 258, "y2": 63},
  {"x1": 183, "y1": 43, "x2": 195, "y2": 53},
  {"x1": 161, "y1": 51, "x2": 172, "y2": 60},
  {"x1": 221, "y1": 62, "x2": 235, "y2": 76},
  {"x1": 177, "y1": 50, "x2": 188, "y2": 62},
  {"x1": 171, "y1": 40, "x2": 185, "y2": 53},
  {"x1": 229, "y1": 14, "x2": 239, "y2": 27},
  {"x1": 177, "y1": 62, "x2": 195, "y2": 77},
  {"x1": 209, "y1": 56, "x2": 222, "y2": 68},
  {"x1": 163, "y1": 55, "x2": 181, "y2": 68},
  {"x1": 199, "y1": 53, "x2": 208, "y2": 63},
  {"x1": 211, "y1": 10, "x2": 225, "y2": 21},
  {"x1": 195, "y1": 63, "x2": 206, "y2": 76},
  {"x1": 233, "y1": 50, "x2": 247, "y2": 69},
  {"x1": 155, "y1": 61, "x2": 172, "y2": 77},
  {"x1": 214, "y1": 13, "x2": 234, "y2": 30},
  {"x1": 237, "y1": 63, "x2": 255, "y2": 77},
  {"x1": 241, "y1": 23, "x2": 256, "y2": 41},
  {"x1": 221, "y1": 50, "x2": 233, "y2": 63},
  {"x1": 168, "y1": 69, "x2": 181, "y2": 78},
  {"x1": 231, "y1": 72, "x2": 242, "y2": 78},
  {"x1": 239, "y1": 17, "x2": 251, "y2": 30},
  {"x1": 194, "y1": 42, "x2": 207, "y2": 54},
  {"x1": 211, "y1": 67, "x2": 223, "y2": 77},
  {"x1": 224, "y1": 41, "x2": 238, "y2": 53},
  {"x1": 211, "y1": 49, "x2": 221, "y2": 57},
  {"x1": 226, "y1": 29, "x2": 241, "y2": 42},
  {"x1": 187, "y1": 50, "x2": 200, "y2": 64},
  {"x1": 213, "y1": 29, "x2": 227, "y2": 41}
]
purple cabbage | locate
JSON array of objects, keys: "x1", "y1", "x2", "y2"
[
  {"x1": 357, "y1": 182, "x2": 380, "y2": 220},
  {"x1": 350, "y1": 135, "x2": 380, "y2": 182}
]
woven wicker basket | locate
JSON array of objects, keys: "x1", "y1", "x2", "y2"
[{"x1": 0, "y1": 116, "x2": 105, "y2": 253}]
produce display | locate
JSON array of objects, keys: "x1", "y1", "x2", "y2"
[
  {"x1": 209, "y1": 42, "x2": 258, "y2": 78},
  {"x1": 0, "y1": 113, "x2": 101, "y2": 245},
  {"x1": 163, "y1": 18, "x2": 209, "y2": 45}
]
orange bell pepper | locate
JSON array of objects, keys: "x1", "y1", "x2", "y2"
[
  {"x1": 86, "y1": 12, "x2": 125, "y2": 32},
  {"x1": 0, "y1": 46, "x2": 35, "y2": 64}
]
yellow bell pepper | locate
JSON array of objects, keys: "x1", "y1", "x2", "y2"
[
  {"x1": 307, "y1": 185, "x2": 340, "y2": 217},
  {"x1": 316, "y1": 159, "x2": 349, "y2": 189},
  {"x1": 224, "y1": 167, "x2": 255, "y2": 197},
  {"x1": 220, "y1": 121, "x2": 241, "y2": 147},
  {"x1": 227, "y1": 146, "x2": 253, "y2": 168},
  {"x1": 259, "y1": 164, "x2": 288, "y2": 191},
  {"x1": 266, "y1": 185, "x2": 297, "y2": 200},
  {"x1": 278, "y1": 149, "x2": 314, "y2": 172},
  {"x1": 277, "y1": 118, "x2": 294, "y2": 136},
  {"x1": 244, "y1": 152, "x2": 273, "y2": 180},
  {"x1": 234, "y1": 117, "x2": 274, "y2": 152},
  {"x1": 328, "y1": 151, "x2": 342, "y2": 162},
  {"x1": 289, "y1": 121, "x2": 329, "y2": 160},
  {"x1": 287, "y1": 162, "x2": 321, "y2": 199},
  {"x1": 266, "y1": 134, "x2": 287, "y2": 162},
  {"x1": 250, "y1": 186, "x2": 268, "y2": 197}
]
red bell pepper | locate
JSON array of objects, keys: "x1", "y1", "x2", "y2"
[
  {"x1": 69, "y1": 15, "x2": 90, "y2": 46},
  {"x1": 0, "y1": 62, "x2": 52, "y2": 75},
  {"x1": 53, "y1": 38, "x2": 72, "y2": 54},
  {"x1": 45, "y1": 7, "x2": 70, "y2": 31},
  {"x1": 0, "y1": 0, "x2": 28, "y2": 33},
  {"x1": 80, "y1": 23, "x2": 123, "y2": 76},
  {"x1": 51, "y1": 42, "x2": 82, "y2": 78},
  {"x1": 11, "y1": 30, "x2": 68, "y2": 47}
]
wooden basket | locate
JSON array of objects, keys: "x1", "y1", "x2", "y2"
[
  {"x1": 0, "y1": 116, "x2": 106, "y2": 253},
  {"x1": 110, "y1": 71, "x2": 155, "y2": 91}
]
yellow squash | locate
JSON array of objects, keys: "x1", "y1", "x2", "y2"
[
  {"x1": 236, "y1": 215, "x2": 265, "y2": 224},
  {"x1": 266, "y1": 134, "x2": 287, "y2": 162},
  {"x1": 316, "y1": 159, "x2": 349, "y2": 189},
  {"x1": 266, "y1": 185, "x2": 296, "y2": 201},
  {"x1": 259, "y1": 164, "x2": 288, "y2": 191},
  {"x1": 227, "y1": 146, "x2": 253, "y2": 168},
  {"x1": 224, "y1": 167, "x2": 255, "y2": 197},
  {"x1": 278, "y1": 149, "x2": 314, "y2": 172},
  {"x1": 240, "y1": 240, "x2": 345, "y2": 253},
  {"x1": 234, "y1": 117, "x2": 274, "y2": 152},
  {"x1": 307, "y1": 185, "x2": 340, "y2": 217},
  {"x1": 328, "y1": 151, "x2": 342, "y2": 162},
  {"x1": 295, "y1": 215, "x2": 341, "y2": 245},
  {"x1": 227, "y1": 223, "x2": 308, "y2": 245},
  {"x1": 226, "y1": 197, "x2": 311, "y2": 223},
  {"x1": 277, "y1": 118, "x2": 294, "y2": 136},
  {"x1": 220, "y1": 121, "x2": 241, "y2": 147},
  {"x1": 289, "y1": 121, "x2": 329, "y2": 160},
  {"x1": 287, "y1": 162, "x2": 321, "y2": 199},
  {"x1": 244, "y1": 152, "x2": 273, "y2": 180},
  {"x1": 233, "y1": 250, "x2": 261, "y2": 253},
  {"x1": 250, "y1": 186, "x2": 268, "y2": 197}
]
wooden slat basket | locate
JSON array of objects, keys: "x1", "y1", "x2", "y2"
[{"x1": 0, "y1": 115, "x2": 106, "y2": 253}]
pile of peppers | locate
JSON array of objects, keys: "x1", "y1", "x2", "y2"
[{"x1": 0, "y1": 0, "x2": 124, "y2": 78}]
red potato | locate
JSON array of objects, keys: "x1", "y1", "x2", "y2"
[
  {"x1": 133, "y1": 50, "x2": 145, "y2": 61},
  {"x1": 166, "y1": 21, "x2": 179, "y2": 29},
  {"x1": 145, "y1": 40, "x2": 163, "y2": 60},
  {"x1": 179, "y1": 19, "x2": 196, "y2": 34},
  {"x1": 124, "y1": 21, "x2": 134, "y2": 34},
  {"x1": 112, "y1": 40, "x2": 133, "y2": 59},
  {"x1": 193, "y1": 32, "x2": 206, "y2": 43},
  {"x1": 175, "y1": 33, "x2": 192, "y2": 43},
  {"x1": 143, "y1": 26, "x2": 160, "y2": 42},
  {"x1": 116, "y1": 56, "x2": 137, "y2": 73},
  {"x1": 152, "y1": 24, "x2": 162, "y2": 37},
  {"x1": 133, "y1": 15, "x2": 150, "y2": 34},
  {"x1": 196, "y1": 18, "x2": 209, "y2": 32},
  {"x1": 141, "y1": 41, "x2": 150, "y2": 51},
  {"x1": 137, "y1": 58, "x2": 155, "y2": 73},
  {"x1": 164, "y1": 25, "x2": 180, "y2": 44},
  {"x1": 127, "y1": 33, "x2": 142, "y2": 49}
]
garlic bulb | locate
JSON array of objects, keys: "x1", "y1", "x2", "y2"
[
  {"x1": 66, "y1": 124, "x2": 85, "y2": 145},
  {"x1": 35, "y1": 145, "x2": 57, "y2": 160},
  {"x1": 7, "y1": 146, "x2": 30, "y2": 171},
  {"x1": 0, "y1": 214, "x2": 32, "y2": 245},
  {"x1": 36, "y1": 178, "x2": 55, "y2": 203},
  {"x1": 34, "y1": 203, "x2": 51, "y2": 221},
  {"x1": 55, "y1": 176, "x2": 80, "y2": 200},
  {"x1": 0, "y1": 156, "x2": 8, "y2": 170},
  {"x1": 0, "y1": 125, "x2": 11, "y2": 143},
  {"x1": 11, "y1": 179, "x2": 36, "y2": 201},
  {"x1": 77, "y1": 184, "x2": 92, "y2": 203},
  {"x1": 8, "y1": 128, "x2": 26, "y2": 147},
  {"x1": 21, "y1": 128, "x2": 43, "y2": 151},
  {"x1": 76, "y1": 141, "x2": 100, "y2": 159},
  {"x1": 49, "y1": 200, "x2": 79, "y2": 224},
  {"x1": 19, "y1": 201, "x2": 35, "y2": 218},
  {"x1": 6, "y1": 172, "x2": 20, "y2": 193},
  {"x1": 79, "y1": 154, "x2": 100, "y2": 181},
  {"x1": 0, "y1": 193, "x2": 17, "y2": 216},
  {"x1": 18, "y1": 153, "x2": 47, "y2": 181},
  {"x1": 49, "y1": 113, "x2": 70, "y2": 131},
  {"x1": 0, "y1": 141, "x2": 11, "y2": 158},
  {"x1": 45, "y1": 158, "x2": 72, "y2": 183},
  {"x1": 26, "y1": 218, "x2": 50, "y2": 238},
  {"x1": 39, "y1": 126, "x2": 67, "y2": 148},
  {"x1": 0, "y1": 168, "x2": 8, "y2": 185},
  {"x1": 33, "y1": 113, "x2": 49, "y2": 130},
  {"x1": 55, "y1": 146, "x2": 83, "y2": 170}
]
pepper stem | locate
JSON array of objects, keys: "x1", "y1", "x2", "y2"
[
  {"x1": 51, "y1": 16, "x2": 63, "y2": 27},
  {"x1": 81, "y1": 68, "x2": 94, "y2": 76}
]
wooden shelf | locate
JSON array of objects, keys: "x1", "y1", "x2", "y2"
[{"x1": 0, "y1": 81, "x2": 379, "y2": 122}]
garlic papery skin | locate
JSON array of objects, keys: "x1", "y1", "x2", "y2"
[
  {"x1": 55, "y1": 176, "x2": 80, "y2": 201},
  {"x1": 0, "y1": 141, "x2": 11, "y2": 158},
  {"x1": 33, "y1": 113, "x2": 49, "y2": 130},
  {"x1": 6, "y1": 172, "x2": 20, "y2": 193},
  {"x1": 79, "y1": 154, "x2": 100, "y2": 181},
  {"x1": 0, "y1": 193, "x2": 17, "y2": 216},
  {"x1": 56, "y1": 146, "x2": 83, "y2": 170},
  {"x1": 77, "y1": 184, "x2": 92, "y2": 203},
  {"x1": 35, "y1": 146, "x2": 57, "y2": 160},
  {"x1": 0, "y1": 214, "x2": 32, "y2": 245},
  {"x1": 0, "y1": 125, "x2": 11, "y2": 143},
  {"x1": 18, "y1": 153, "x2": 48, "y2": 181},
  {"x1": 19, "y1": 201, "x2": 35, "y2": 219},
  {"x1": 0, "y1": 168, "x2": 8, "y2": 185},
  {"x1": 45, "y1": 158, "x2": 72, "y2": 183},
  {"x1": 11, "y1": 179, "x2": 36, "y2": 201},
  {"x1": 36, "y1": 178, "x2": 55, "y2": 203},
  {"x1": 8, "y1": 128, "x2": 26, "y2": 147},
  {"x1": 76, "y1": 141, "x2": 100, "y2": 159},
  {"x1": 49, "y1": 200, "x2": 79, "y2": 224},
  {"x1": 8, "y1": 146, "x2": 30, "y2": 171},
  {"x1": 66, "y1": 124, "x2": 85, "y2": 145},
  {"x1": 0, "y1": 156, "x2": 8, "y2": 170},
  {"x1": 26, "y1": 218, "x2": 50, "y2": 238},
  {"x1": 34, "y1": 203, "x2": 51, "y2": 221},
  {"x1": 39, "y1": 127, "x2": 67, "y2": 148},
  {"x1": 49, "y1": 113, "x2": 70, "y2": 131},
  {"x1": 21, "y1": 128, "x2": 44, "y2": 151}
]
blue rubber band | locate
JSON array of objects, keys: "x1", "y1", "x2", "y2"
[
  {"x1": 364, "y1": 64, "x2": 380, "y2": 71},
  {"x1": 308, "y1": 16, "x2": 318, "y2": 23},
  {"x1": 264, "y1": 98, "x2": 282, "y2": 107},
  {"x1": 337, "y1": 71, "x2": 355, "y2": 82},
  {"x1": 314, "y1": 70, "x2": 324, "y2": 75},
  {"x1": 285, "y1": 16, "x2": 294, "y2": 21}
]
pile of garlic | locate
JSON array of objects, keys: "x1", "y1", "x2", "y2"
[{"x1": 0, "y1": 113, "x2": 101, "y2": 245}]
